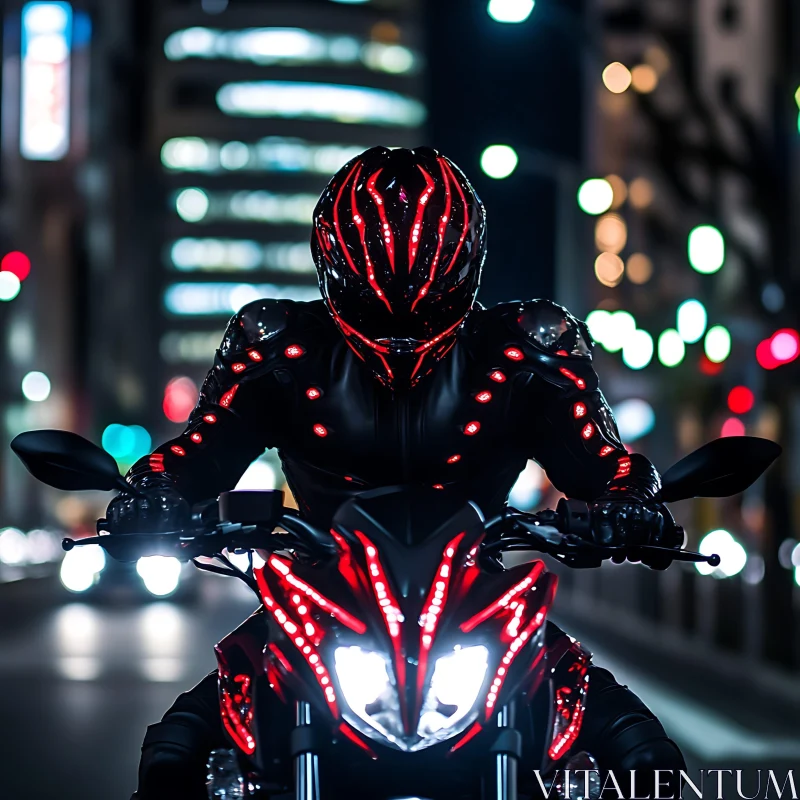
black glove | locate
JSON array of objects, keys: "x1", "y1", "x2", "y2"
[
  {"x1": 589, "y1": 497, "x2": 681, "y2": 569},
  {"x1": 106, "y1": 479, "x2": 191, "y2": 536}
]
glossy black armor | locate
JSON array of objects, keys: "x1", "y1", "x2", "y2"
[
  {"x1": 125, "y1": 296, "x2": 659, "y2": 530},
  {"x1": 311, "y1": 146, "x2": 486, "y2": 388}
]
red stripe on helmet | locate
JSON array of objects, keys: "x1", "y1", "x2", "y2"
[
  {"x1": 366, "y1": 168, "x2": 396, "y2": 273},
  {"x1": 440, "y1": 158, "x2": 470, "y2": 276},
  {"x1": 411, "y1": 159, "x2": 453, "y2": 312},
  {"x1": 408, "y1": 166, "x2": 436, "y2": 271},
  {"x1": 332, "y1": 160, "x2": 362, "y2": 277},
  {"x1": 351, "y1": 163, "x2": 392, "y2": 313}
]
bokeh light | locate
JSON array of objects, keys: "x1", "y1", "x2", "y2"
[
  {"x1": 594, "y1": 252, "x2": 624, "y2": 287},
  {"x1": 728, "y1": 386, "x2": 754, "y2": 415},
  {"x1": 704, "y1": 325, "x2": 731, "y2": 363},
  {"x1": 602, "y1": 310, "x2": 637, "y2": 353},
  {"x1": 480, "y1": 144, "x2": 518, "y2": 179},
  {"x1": 688, "y1": 225, "x2": 725, "y2": 274},
  {"x1": 163, "y1": 376, "x2": 199, "y2": 422},
  {"x1": 696, "y1": 529, "x2": 747, "y2": 578},
  {"x1": 613, "y1": 398, "x2": 655, "y2": 442},
  {"x1": 676, "y1": 299, "x2": 707, "y2": 343},
  {"x1": 628, "y1": 177, "x2": 654, "y2": 209},
  {"x1": 0, "y1": 272, "x2": 21, "y2": 301},
  {"x1": 604, "y1": 174, "x2": 627, "y2": 209},
  {"x1": 175, "y1": 188, "x2": 210, "y2": 222},
  {"x1": 657, "y1": 329, "x2": 685, "y2": 367},
  {"x1": 577, "y1": 178, "x2": 613, "y2": 215},
  {"x1": 21, "y1": 371, "x2": 51, "y2": 402},
  {"x1": 631, "y1": 64, "x2": 658, "y2": 93},
  {"x1": 487, "y1": 0, "x2": 535, "y2": 23},
  {"x1": 594, "y1": 214, "x2": 627, "y2": 254},
  {"x1": 622, "y1": 329, "x2": 654, "y2": 370},
  {"x1": 602, "y1": 62, "x2": 632, "y2": 94},
  {"x1": 721, "y1": 417, "x2": 746, "y2": 438},
  {"x1": 1, "y1": 251, "x2": 31, "y2": 281},
  {"x1": 626, "y1": 253, "x2": 653, "y2": 284}
]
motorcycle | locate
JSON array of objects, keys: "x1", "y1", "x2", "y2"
[{"x1": 11, "y1": 430, "x2": 780, "y2": 800}]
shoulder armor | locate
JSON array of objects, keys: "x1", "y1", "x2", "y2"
[
  {"x1": 516, "y1": 299, "x2": 592, "y2": 357},
  {"x1": 220, "y1": 299, "x2": 294, "y2": 356}
]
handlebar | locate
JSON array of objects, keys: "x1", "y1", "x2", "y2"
[{"x1": 62, "y1": 492, "x2": 720, "y2": 572}]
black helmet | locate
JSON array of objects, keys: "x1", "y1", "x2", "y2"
[{"x1": 312, "y1": 146, "x2": 487, "y2": 388}]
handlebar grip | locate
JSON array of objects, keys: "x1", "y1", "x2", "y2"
[{"x1": 556, "y1": 498, "x2": 591, "y2": 538}]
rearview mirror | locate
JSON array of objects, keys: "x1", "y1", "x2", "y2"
[
  {"x1": 11, "y1": 429, "x2": 130, "y2": 493},
  {"x1": 660, "y1": 436, "x2": 781, "y2": 503}
]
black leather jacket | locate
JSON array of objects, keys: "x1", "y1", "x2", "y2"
[{"x1": 125, "y1": 297, "x2": 660, "y2": 522}]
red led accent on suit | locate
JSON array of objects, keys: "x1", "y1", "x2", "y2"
[
  {"x1": 313, "y1": 424, "x2": 328, "y2": 438},
  {"x1": 432, "y1": 484, "x2": 444, "y2": 490},
  {"x1": 306, "y1": 387, "x2": 321, "y2": 400},
  {"x1": 408, "y1": 166, "x2": 436, "y2": 269},
  {"x1": 573, "y1": 403, "x2": 587, "y2": 418},
  {"x1": 220, "y1": 384, "x2": 239, "y2": 408},
  {"x1": 191, "y1": 432, "x2": 202, "y2": 443},
  {"x1": 366, "y1": 168, "x2": 395, "y2": 272},
  {"x1": 614, "y1": 456, "x2": 632, "y2": 480},
  {"x1": 220, "y1": 672, "x2": 256, "y2": 754},
  {"x1": 556, "y1": 349, "x2": 569, "y2": 356},
  {"x1": 416, "y1": 532, "x2": 465, "y2": 716},
  {"x1": 203, "y1": 414, "x2": 217, "y2": 424},
  {"x1": 344, "y1": 475, "x2": 353, "y2": 481},
  {"x1": 439, "y1": 158, "x2": 469, "y2": 275},
  {"x1": 559, "y1": 367, "x2": 586, "y2": 390},
  {"x1": 268, "y1": 555, "x2": 367, "y2": 634},
  {"x1": 490, "y1": 370, "x2": 507, "y2": 383},
  {"x1": 376, "y1": 352, "x2": 394, "y2": 382},
  {"x1": 332, "y1": 160, "x2": 362, "y2": 276},
  {"x1": 548, "y1": 669, "x2": 589, "y2": 760},
  {"x1": 485, "y1": 606, "x2": 548, "y2": 713},
  {"x1": 581, "y1": 423, "x2": 595, "y2": 440},
  {"x1": 449, "y1": 721, "x2": 483, "y2": 754},
  {"x1": 464, "y1": 421, "x2": 481, "y2": 435},
  {"x1": 504, "y1": 347, "x2": 524, "y2": 361},
  {"x1": 410, "y1": 352, "x2": 428, "y2": 383},
  {"x1": 411, "y1": 159, "x2": 452, "y2": 311},
  {"x1": 351, "y1": 163, "x2": 392, "y2": 313},
  {"x1": 232, "y1": 363, "x2": 246, "y2": 373},
  {"x1": 170, "y1": 445, "x2": 186, "y2": 456},
  {"x1": 475, "y1": 391, "x2": 492, "y2": 403},
  {"x1": 599, "y1": 445, "x2": 615, "y2": 457},
  {"x1": 255, "y1": 571, "x2": 338, "y2": 715},
  {"x1": 338, "y1": 723, "x2": 378, "y2": 759},
  {"x1": 447, "y1": 454, "x2": 461, "y2": 464},
  {"x1": 461, "y1": 561, "x2": 545, "y2": 633},
  {"x1": 149, "y1": 453, "x2": 165, "y2": 472},
  {"x1": 247, "y1": 349, "x2": 262, "y2": 362},
  {"x1": 352, "y1": 530, "x2": 406, "y2": 711},
  {"x1": 284, "y1": 344, "x2": 305, "y2": 359}
]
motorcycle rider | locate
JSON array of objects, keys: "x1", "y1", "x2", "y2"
[{"x1": 111, "y1": 147, "x2": 685, "y2": 798}]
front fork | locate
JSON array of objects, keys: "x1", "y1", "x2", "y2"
[
  {"x1": 292, "y1": 702, "x2": 320, "y2": 800},
  {"x1": 487, "y1": 702, "x2": 522, "y2": 800}
]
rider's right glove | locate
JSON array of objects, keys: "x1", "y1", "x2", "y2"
[{"x1": 105, "y1": 476, "x2": 191, "y2": 535}]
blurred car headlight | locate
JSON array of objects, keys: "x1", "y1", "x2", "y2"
[
  {"x1": 417, "y1": 645, "x2": 488, "y2": 744},
  {"x1": 60, "y1": 544, "x2": 106, "y2": 593},
  {"x1": 136, "y1": 556, "x2": 182, "y2": 596},
  {"x1": 334, "y1": 646, "x2": 403, "y2": 742}
]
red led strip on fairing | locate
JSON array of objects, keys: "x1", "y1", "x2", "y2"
[
  {"x1": 255, "y1": 569, "x2": 339, "y2": 716},
  {"x1": 408, "y1": 166, "x2": 436, "y2": 270},
  {"x1": 411, "y1": 160, "x2": 452, "y2": 311},
  {"x1": 440, "y1": 158, "x2": 470, "y2": 275},
  {"x1": 549, "y1": 668, "x2": 590, "y2": 760},
  {"x1": 485, "y1": 606, "x2": 547, "y2": 714},
  {"x1": 352, "y1": 529, "x2": 406, "y2": 695},
  {"x1": 268, "y1": 555, "x2": 367, "y2": 634},
  {"x1": 333, "y1": 160, "x2": 362, "y2": 276},
  {"x1": 416, "y1": 532, "x2": 465, "y2": 704},
  {"x1": 366, "y1": 168, "x2": 395, "y2": 272},
  {"x1": 220, "y1": 672, "x2": 256, "y2": 754},
  {"x1": 460, "y1": 561, "x2": 545, "y2": 633},
  {"x1": 351, "y1": 164, "x2": 392, "y2": 313}
]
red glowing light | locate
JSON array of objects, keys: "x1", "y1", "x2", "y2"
[
  {"x1": 581, "y1": 423, "x2": 595, "y2": 440},
  {"x1": 721, "y1": 417, "x2": 745, "y2": 437},
  {"x1": 573, "y1": 402, "x2": 587, "y2": 418},
  {"x1": 163, "y1": 376, "x2": 199, "y2": 423},
  {"x1": 464, "y1": 421, "x2": 481, "y2": 435},
  {"x1": 599, "y1": 445, "x2": 615, "y2": 457},
  {"x1": 220, "y1": 384, "x2": 239, "y2": 409},
  {"x1": 313, "y1": 424, "x2": 328, "y2": 438},
  {"x1": 1, "y1": 252, "x2": 31, "y2": 281},
  {"x1": 203, "y1": 414, "x2": 217, "y2": 424},
  {"x1": 232, "y1": 363, "x2": 246, "y2": 373},
  {"x1": 559, "y1": 367, "x2": 586, "y2": 390},
  {"x1": 306, "y1": 387, "x2": 321, "y2": 400},
  {"x1": 489, "y1": 370, "x2": 506, "y2": 383},
  {"x1": 727, "y1": 386, "x2": 754, "y2": 415},
  {"x1": 758, "y1": 328, "x2": 800, "y2": 370},
  {"x1": 285, "y1": 344, "x2": 305, "y2": 359},
  {"x1": 191, "y1": 432, "x2": 202, "y2": 443},
  {"x1": 699, "y1": 354, "x2": 725, "y2": 375},
  {"x1": 475, "y1": 391, "x2": 492, "y2": 403},
  {"x1": 170, "y1": 445, "x2": 186, "y2": 456},
  {"x1": 446, "y1": 454, "x2": 461, "y2": 464},
  {"x1": 432, "y1": 484, "x2": 444, "y2": 490},
  {"x1": 504, "y1": 347, "x2": 524, "y2": 361},
  {"x1": 149, "y1": 453, "x2": 165, "y2": 473},
  {"x1": 247, "y1": 349, "x2": 262, "y2": 362}
]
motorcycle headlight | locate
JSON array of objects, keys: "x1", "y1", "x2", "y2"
[
  {"x1": 334, "y1": 646, "x2": 403, "y2": 742},
  {"x1": 417, "y1": 645, "x2": 488, "y2": 742}
]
